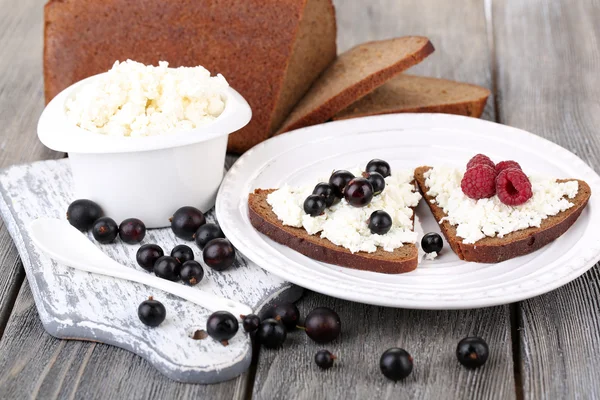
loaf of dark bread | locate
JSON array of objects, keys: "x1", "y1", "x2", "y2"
[
  {"x1": 248, "y1": 189, "x2": 418, "y2": 274},
  {"x1": 414, "y1": 166, "x2": 591, "y2": 263},
  {"x1": 44, "y1": 0, "x2": 337, "y2": 153}
]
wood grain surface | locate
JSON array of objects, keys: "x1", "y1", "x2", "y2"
[{"x1": 493, "y1": 0, "x2": 600, "y2": 398}]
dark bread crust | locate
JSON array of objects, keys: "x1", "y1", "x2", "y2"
[
  {"x1": 248, "y1": 189, "x2": 418, "y2": 274},
  {"x1": 414, "y1": 166, "x2": 591, "y2": 263}
]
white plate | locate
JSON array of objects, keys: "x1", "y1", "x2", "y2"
[{"x1": 216, "y1": 114, "x2": 600, "y2": 309}]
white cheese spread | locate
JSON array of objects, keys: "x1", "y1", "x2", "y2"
[
  {"x1": 267, "y1": 168, "x2": 422, "y2": 253},
  {"x1": 66, "y1": 60, "x2": 228, "y2": 137},
  {"x1": 424, "y1": 167, "x2": 579, "y2": 244}
]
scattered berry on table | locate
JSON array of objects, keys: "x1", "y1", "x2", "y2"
[
  {"x1": 368, "y1": 210, "x2": 392, "y2": 235},
  {"x1": 136, "y1": 244, "x2": 164, "y2": 272},
  {"x1": 206, "y1": 311, "x2": 239, "y2": 342},
  {"x1": 170, "y1": 206, "x2": 206, "y2": 240},
  {"x1": 153, "y1": 256, "x2": 181, "y2": 281},
  {"x1": 466, "y1": 154, "x2": 495, "y2": 170},
  {"x1": 171, "y1": 244, "x2": 195, "y2": 263},
  {"x1": 180, "y1": 260, "x2": 204, "y2": 286},
  {"x1": 461, "y1": 164, "x2": 497, "y2": 199},
  {"x1": 495, "y1": 160, "x2": 521, "y2": 174},
  {"x1": 421, "y1": 232, "x2": 443, "y2": 254},
  {"x1": 329, "y1": 170, "x2": 355, "y2": 198},
  {"x1": 344, "y1": 178, "x2": 374, "y2": 207},
  {"x1": 119, "y1": 218, "x2": 146, "y2": 244},
  {"x1": 267, "y1": 302, "x2": 300, "y2": 331},
  {"x1": 313, "y1": 182, "x2": 338, "y2": 207},
  {"x1": 256, "y1": 318, "x2": 287, "y2": 349},
  {"x1": 380, "y1": 348, "x2": 413, "y2": 381},
  {"x1": 138, "y1": 296, "x2": 166, "y2": 327},
  {"x1": 241, "y1": 314, "x2": 261, "y2": 332},
  {"x1": 315, "y1": 350, "x2": 336, "y2": 370},
  {"x1": 203, "y1": 238, "x2": 236, "y2": 271},
  {"x1": 363, "y1": 171, "x2": 386, "y2": 195},
  {"x1": 66, "y1": 199, "x2": 104, "y2": 231},
  {"x1": 456, "y1": 337, "x2": 489, "y2": 368},
  {"x1": 496, "y1": 168, "x2": 532, "y2": 206},
  {"x1": 366, "y1": 159, "x2": 391, "y2": 178},
  {"x1": 194, "y1": 223, "x2": 225, "y2": 249},
  {"x1": 92, "y1": 217, "x2": 118, "y2": 244},
  {"x1": 304, "y1": 307, "x2": 341, "y2": 343},
  {"x1": 303, "y1": 195, "x2": 327, "y2": 217}
]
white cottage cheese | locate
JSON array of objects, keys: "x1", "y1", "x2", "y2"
[
  {"x1": 424, "y1": 167, "x2": 579, "y2": 244},
  {"x1": 66, "y1": 60, "x2": 228, "y2": 137},
  {"x1": 267, "y1": 168, "x2": 422, "y2": 253}
]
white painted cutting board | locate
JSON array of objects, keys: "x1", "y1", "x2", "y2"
[{"x1": 0, "y1": 159, "x2": 301, "y2": 384}]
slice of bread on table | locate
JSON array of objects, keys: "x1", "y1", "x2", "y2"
[
  {"x1": 44, "y1": 0, "x2": 337, "y2": 153},
  {"x1": 275, "y1": 37, "x2": 435, "y2": 134},
  {"x1": 333, "y1": 74, "x2": 490, "y2": 120},
  {"x1": 414, "y1": 166, "x2": 591, "y2": 263},
  {"x1": 248, "y1": 189, "x2": 418, "y2": 274}
]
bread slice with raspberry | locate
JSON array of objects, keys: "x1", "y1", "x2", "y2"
[
  {"x1": 248, "y1": 189, "x2": 419, "y2": 274},
  {"x1": 414, "y1": 166, "x2": 591, "y2": 263}
]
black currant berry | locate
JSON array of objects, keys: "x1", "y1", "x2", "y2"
[
  {"x1": 138, "y1": 296, "x2": 166, "y2": 327},
  {"x1": 363, "y1": 171, "x2": 386, "y2": 195},
  {"x1": 136, "y1": 244, "x2": 164, "y2": 272},
  {"x1": 206, "y1": 311, "x2": 239, "y2": 341},
  {"x1": 66, "y1": 199, "x2": 104, "y2": 231},
  {"x1": 456, "y1": 337, "x2": 489, "y2": 368},
  {"x1": 368, "y1": 210, "x2": 393, "y2": 235},
  {"x1": 315, "y1": 350, "x2": 336, "y2": 370},
  {"x1": 380, "y1": 348, "x2": 413, "y2": 381},
  {"x1": 203, "y1": 238, "x2": 236, "y2": 271},
  {"x1": 256, "y1": 318, "x2": 287, "y2": 349},
  {"x1": 344, "y1": 178, "x2": 374, "y2": 207},
  {"x1": 153, "y1": 256, "x2": 181, "y2": 281},
  {"x1": 421, "y1": 232, "x2": 443, "y2": 253},
  {"x1": 267, "y1": 302, "x2": 300, "y2": 331},
  {"x1": 329, "y1": 170, "x2": 355, "y2": 198},
  {"x1": 170, "y1": 206, "x2": 206, "y2": 240},
  {"x1": 180, "y1": 260, "x2": 204, "y2": 286},
  {"x1": 303, "y1": 195, "x2": 326, "y2": 217},
  {"x1": 194, "y1": 223, "x2": 225, "y2": 249},
  {"x1": 366, "y1": 159, "x2": 391, "y2": 178},
  {"x1": 119, "y1": 218, "x2": 146, "y2": 244},
  {"x1": 171, "y1": 244, "x2": 195, "y2": 263},
  {"x1": 242, "y1": 314, "x2": 261, "y2": 332},
  {"x1": 92, "y1": 217, "x2": 118, "y2": 244},
  {"x1": 313, "y1": 183, "x2": 337, "y2": 207},
  {"x1": 304, "y1": 307, "x2": 341, "y2": 343}
]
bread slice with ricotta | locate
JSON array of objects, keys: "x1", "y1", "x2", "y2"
[
  {"x1": 414, "y1": 166, "x2": 591, "y2": 263},
  {"x1": 248, "y1": 189, "x2": 419, "y2": 274},
  {"x1": 333, "y1": 74, "x2": 491, "y2": 120}
]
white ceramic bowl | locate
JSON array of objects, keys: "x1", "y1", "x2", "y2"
[{"x1": 37, "y1": 73, "x2": 252, "y2": 228}]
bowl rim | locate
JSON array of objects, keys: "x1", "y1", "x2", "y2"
[{"x1": 37, "y1": 72, "x2": 252, "y2": 154}]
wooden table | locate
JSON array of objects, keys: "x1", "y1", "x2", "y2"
[{"x1": 1, "y1": 0, "x2": 599, "y2": 398}]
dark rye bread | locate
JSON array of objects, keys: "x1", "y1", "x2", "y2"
[
  {"x1": 414, "y1": 166, "x2": 591, "y2": 263},
  {"x1": 44, "y1": 0, "x2": 337, "y2": 153},
  {"x1": 333, "y1": 74, "x2": 491, "y2": 120},
  {"x1": 248, "y1": 189, "x2": 418, "y2": 274},
  {"x1": 275, "y1": 37, "x2": 435, "y2": 134}
]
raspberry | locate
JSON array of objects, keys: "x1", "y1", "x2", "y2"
[
  {"x1": 496, "y1": 168, "x2": 532, "y2": 206},
  {"x1": 466, "y1": 154, "x2": 495, "y2": 170},
  {"x1": 496, "y1": 160, "x2": 521, "y2": 174},
  {"x1": 461, "y1": 164, "x2": 497, "y2": 199}
]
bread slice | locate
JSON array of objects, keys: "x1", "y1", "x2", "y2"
[
  {"x1": 333, "y1": 74, "x2": 490, "y2": 120},
  {"x1": 414, "y1": 166, "x2": 591, "y2": 263},
  {"x1": 275, "y1": 37, "x2": 435, "y2": 134},
  {"x1": 248, "y1": 189, "x2": 418, "y2": 274},
  {"x1": 43, "y1": 0, "x2": 337, "y2": 153}
]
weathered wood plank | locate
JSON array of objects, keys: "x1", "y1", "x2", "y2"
[
  {"x1": 493, "y1": 0, "x2": 600, "y2": 398},
  {"x1": 251, "y1": 1, "x2": 515, "y2": 399}
]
